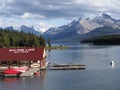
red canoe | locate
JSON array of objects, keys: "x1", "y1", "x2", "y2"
[
  {"x1": 2, "y1": 67, "x2": 28, "y2": 75},
  {"x1": 11, "y1": 67, "x2": 29, "y2": 73},
  {"x1": 2, "y1": 69, "x2": 22, "y2": 74}
]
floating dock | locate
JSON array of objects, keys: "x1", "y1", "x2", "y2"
[
  {"x1": 20, "y1": 68, "x2": 39, "y2": 77},
  {"x1": 47, "y1": 63, "x2": 86, "y2": 70},
  {"x1": 0, "y1": 63, "x2": 86, "y2": 77}
]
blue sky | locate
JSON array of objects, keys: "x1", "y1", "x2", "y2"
[{"x1": 0, "y1": 0, "x2": 119, "y2": 32}]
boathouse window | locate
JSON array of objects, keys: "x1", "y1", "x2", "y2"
[{"x1": 0, "y1": 61, "x2": 7, "y2": 66}]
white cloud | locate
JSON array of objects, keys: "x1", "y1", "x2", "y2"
[
  {"x1": 0, "y1": 0, "x2": 119, "y2": 31},
  {"x1": 21, "y1": 12, "x2": 45, "y2": 19},
  {"x1": 0, "y1": 0, "x2": 13, "y2": 3},
  {"x1": 0, "y1": 2, "x2": 5, "y2": 7},
  {"x1": 21, "y1": 12, "x2": 30, "y2": 19},
  {"x1": 75, "y1": 0, "x2": 111, "y2": 6},
  {"x1": 0, "y1": 0, "x2": 119, "y2": 19}
]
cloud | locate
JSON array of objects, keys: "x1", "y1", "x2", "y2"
[
  {"x1": 0, "y1": 0, "x2": 119, "y2": 19},
  {"x1": 0, "y1": 0, "x2": 119, "y2": 32},
  {"x1": 21, "y1": 12, "x2": 45, "y2": 19},
  {"x1": 74, "y1": 0, "x2": 120, "y2": 15},
  {"x1": 75, "y1": 0, "x2": 111, "y2": 7},
  {"x1": 0, "y1": 0, "x2": 120, "y2": 19}
]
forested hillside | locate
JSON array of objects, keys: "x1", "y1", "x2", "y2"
[
  {"x1": 80, "y1": 34, "x2": 120, "y2": 45},
  {"x1": 0, "y1": 28, "x2": 46, "y2": 48}
]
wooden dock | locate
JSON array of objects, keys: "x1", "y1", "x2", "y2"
[
  {"x1": 0, "y1": 63, "x2": 86, "y2": 77},
  {"x1": 20, "y1": 68, "x2": 39, "y2": 77},
  {"x1": 47, "y1": 63, "x2": 86, "y2": 70}
]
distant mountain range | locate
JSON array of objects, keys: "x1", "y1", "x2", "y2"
[
  {"x1": 4, "y1": 26, "x2": 14, "y2": 31},
  {"x1": 2, "y1": 13, "x2": 120, "y2": 42},
  {"x1": 3, "y1": 25, "x2": 42, "y2": 36},
  {"x1": 43, "y1": 13, "x2": 120, "y2": 42},
  {"x1": 19, "y1": 25, "x2": 41, "y2": 36}
]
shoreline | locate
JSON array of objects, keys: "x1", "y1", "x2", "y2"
[{"x1": 46, "y1": 46, "x2": 69, "y2": 50}]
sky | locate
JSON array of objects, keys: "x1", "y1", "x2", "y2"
[{"x1": 0, "y1": 0, "x2": 119, "y2": 32}]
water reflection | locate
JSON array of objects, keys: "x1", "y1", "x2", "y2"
[
  {"x1": 46, "y1": 43, "x2": 120, "y2": 70},
  {"x1": 0, "y1": 70, "x2": 47, "y2": 90},
  {"x1": 0, "y1": 77, "x2": 19, "y2": 82},
  {"x1": 1, "y1": 44, "x2": 120, "y2": 90}
]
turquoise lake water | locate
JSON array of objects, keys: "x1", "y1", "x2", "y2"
[{"x1": 0, "y1": 43, "x2": 120, "y2": 90}]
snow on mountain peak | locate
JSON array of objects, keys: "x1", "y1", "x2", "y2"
[
  {"x1": 19, "y1": 25, "x2": 41, "y2": 35},
  {"x1": 77, "y1": 18, "x2": 102, "y2": 34},
  {"x1": 43, "y1": 13, "x2": 120, "y2": 42},
  {"x1": 95, "y1": 12, "x2": 112, "y2": 20}
]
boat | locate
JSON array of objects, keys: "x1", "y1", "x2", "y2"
[
  {"x1": 110, "y1": 61, "x2": 115, "y2": 68},
  {"x1": 110, "y1": 61, "x2": 115, "y2": 65},
  {"x1": 10, "y1": 66, "x2": 29, "y2": 72},
  {"x1": 1, "y1": 67, "x2": 29, "y2": 77},
  {"x1": 2, "y1": 69, "x2": 22, "y2": 74},
  {"x1": 31, "y1": 63, "x2": 40, "y2": 68}
]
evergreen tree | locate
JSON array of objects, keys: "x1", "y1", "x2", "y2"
[
  {"x1": 0, "y1": 29, "x2": 46, "y2": 48},
  {"x1": 47, "y1": 38, "x2": 51, "y2": 47}
]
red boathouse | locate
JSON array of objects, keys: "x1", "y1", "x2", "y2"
[{"x1": 0, "y1": 47, "x2": 46, "y2": 69}]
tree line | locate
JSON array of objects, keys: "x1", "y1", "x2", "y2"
[
  {"x1": 93, "y1": 34, "x2": 120, "y2": 45},
  {"x1": 80, "y1": 34, "x2": 120, "y2": 45},
  {"x1": 0, "y1": 28, "x2": 46, "y2": 48}
]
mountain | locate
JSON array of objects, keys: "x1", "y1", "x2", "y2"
[
  {"x1": 92, "y1": 13, "x2": 120, "y2": 28},
  {"x1": 4, "y1": 26, "x2": 14, "y2": 31},
  {"x1": 81, "y1": 26, "x2": 120, "y2": 40},
  {"x1": 43, "y1": 13, "x2": 120, "y2": 42},
  {"x1": 43, "y1": 18, "x2": 101, "y2": 41},
  {"x1": 3, "y1": 25, "x2": 42, "y2": 36},
  {"x1": 19, "y1": 25, "x2": 41, "y2": 36}
]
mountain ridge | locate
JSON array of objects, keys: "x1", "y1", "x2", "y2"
[
  {"x1": 43, "y1": 13, "x2": 120, "y2": 42},
  {"x1": 2, "y1": 25, "x2": 42, "y2": 36},
  {"x1": 19, "y1": 25, "x2": 41, "y2": 36}
]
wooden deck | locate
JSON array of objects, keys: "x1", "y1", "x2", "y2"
[
  {"x1": 0, "y1": 63, "x2": 86, "y2": 77},
  {"x1": 20, "y1": 68, "x2": 39, "y2": 77},
  {"x1": 47, "y1": 63, "x2": 86, "y2": 70}
]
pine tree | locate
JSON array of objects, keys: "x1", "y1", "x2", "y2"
[
  {"x1": 0, "y1": 29, "x2": 46, "y2": 47},
  {"x1": 47, "y1": 38, "x2": 51, "y2": 47}
]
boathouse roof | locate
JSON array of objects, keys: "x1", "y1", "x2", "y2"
[{"x1": 0, "y1": 47, "x2": 45, "y2": 61}]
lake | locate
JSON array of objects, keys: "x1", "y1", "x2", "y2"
[{"x1": 0, "y1": 43, "x2": 120, "y2": 90}]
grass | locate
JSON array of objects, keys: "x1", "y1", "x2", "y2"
[{"x1": 46, "y1": 45, "x2": 69, "y2": 50}]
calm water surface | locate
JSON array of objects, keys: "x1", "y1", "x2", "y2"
[{"x1": 1, "y1": 43, "x2": 120, "y2": 90}]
